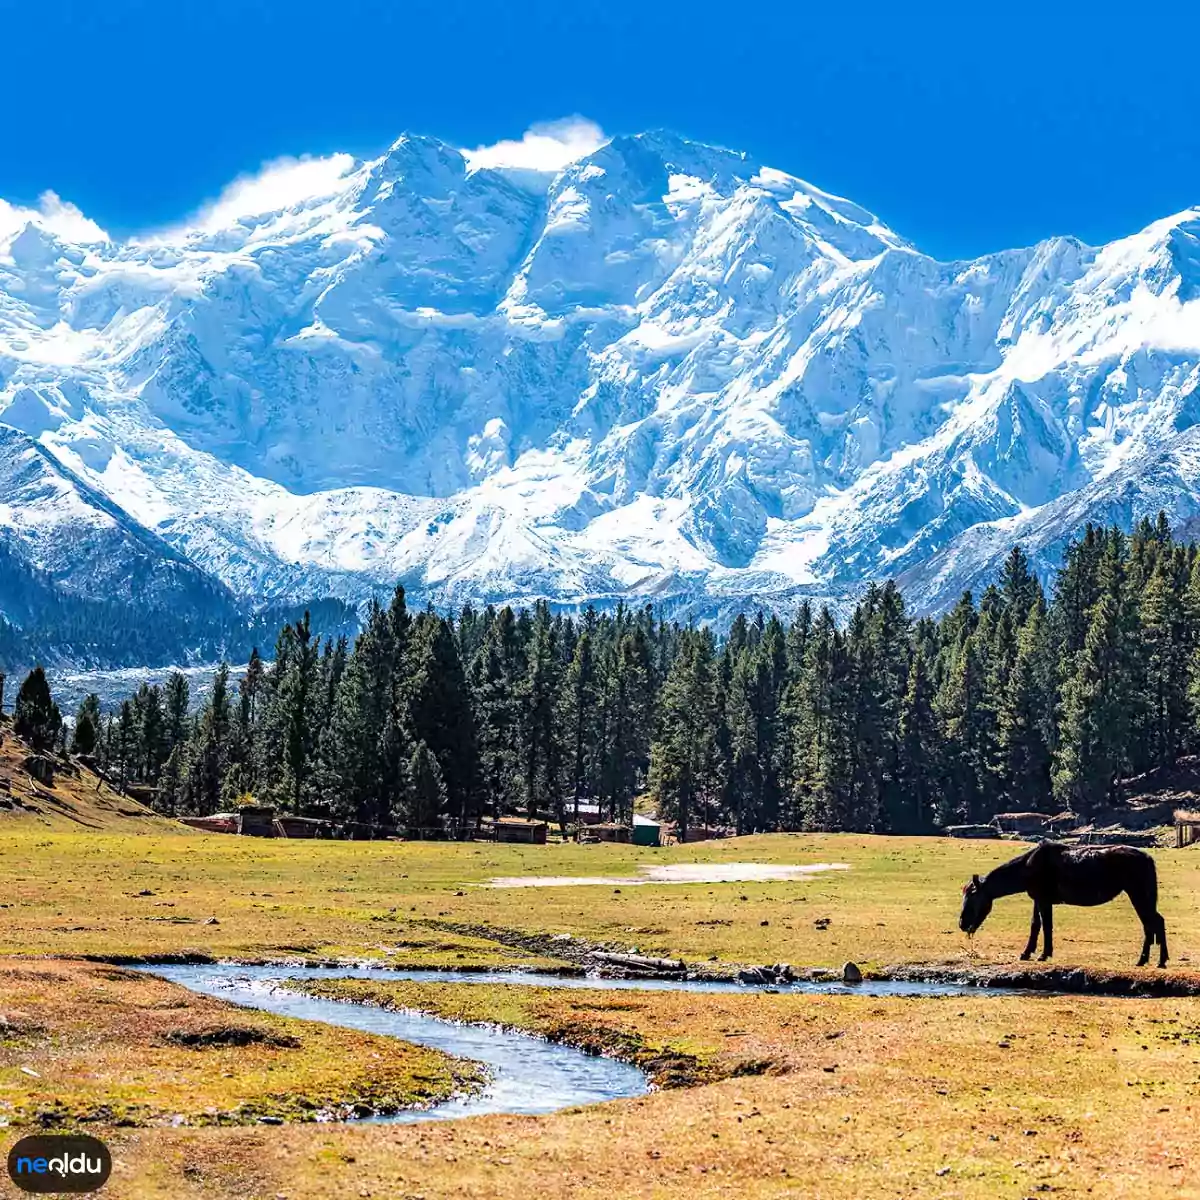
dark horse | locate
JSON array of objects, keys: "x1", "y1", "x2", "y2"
[{"x1": 959, "y1": 842, "x2": 1168, "y2": 968}]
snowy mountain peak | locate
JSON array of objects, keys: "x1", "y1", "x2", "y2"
[{"x1": 1, "y1": 127, "x2": 1200, "y2": 630}]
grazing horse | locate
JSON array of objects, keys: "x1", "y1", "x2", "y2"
[{"x1": 959, "y1": 842, "x2": 1168, "y2": 968}]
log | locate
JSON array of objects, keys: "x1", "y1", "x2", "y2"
[{"x1": 589, "y1": 951, "x2": 686, "y2": 973}]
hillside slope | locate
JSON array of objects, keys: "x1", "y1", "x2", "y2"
[{"x1": 0, "y1": 719, "x2": 179, "y2": 833}]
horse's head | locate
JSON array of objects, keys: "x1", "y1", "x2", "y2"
[{"x1": 959, "y1": 874, "x2": 992, "y2": 935}]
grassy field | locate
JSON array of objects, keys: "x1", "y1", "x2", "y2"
[
  {"x1": 1, "y1": 826, "x2": 1199, "y2": 1197},
  {"x1": 0, "y1": 828, "x2": 1196, "y2": 972}
]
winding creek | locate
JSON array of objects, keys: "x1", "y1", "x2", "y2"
[{"x1": 147, "y1": 963, "x2": 1021, "y2": 1125}]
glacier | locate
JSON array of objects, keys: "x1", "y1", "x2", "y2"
[{"x1": 2, "y1": 128, "x2": 1200, "y2": 633}]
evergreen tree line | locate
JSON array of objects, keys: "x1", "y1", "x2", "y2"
[{"x1": 37, "y1": 515, "x2": 1200, "y2": 835}]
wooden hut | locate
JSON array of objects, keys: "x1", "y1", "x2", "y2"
[
  {"x1": 1176, "y1": 810, "x2": 1200, "y2": 848},
  {"x1": 991, "y1": 812, "x2": 1053, "y2": 836},
  {"x1": 671, "y1": 825, "x2": 731, "y2": 843},
  {"x1": 944, "y1": 824, "x2": 999, "y2": 839},
  {"x1": 237, "y1": 806, "x2": 278, "y2": 837},
  {"x1": 592, "y1": 823, "x2": 631, "y2": 844},
  {"x1": 179, "y1": 814, "x2": 239, "y2": 834},
  {"x1": 493, "y1": 817, "x2": 548, "y2": 845}
]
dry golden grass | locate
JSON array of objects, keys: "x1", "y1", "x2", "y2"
[
  {"x1": 90, "y1": 983, "x2": 1200, "y2": 1199},
  {"x1": 0, "y1": 960, "x2": 479, "y2": 1130}
]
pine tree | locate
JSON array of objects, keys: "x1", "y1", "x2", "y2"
[
  {"x1": 164, "y1": 672, "x2": 190, "y2": 754},
  {"x1": 470, "y1": 607, "x2": 524, "y2": 816},
  {"x1": 998, "y1": 606, "x2": 1053, "y2": 811},
  {"x1": 1000, "y1": 545, "x2": 1042, "y2": 627},
  {"x1": 71, "y1": 710, "x2": 97, "y2": 756},
  {"x1": 408, "y1": 616, "x2": 480, "y2": 833},
  {"x1": 71, "y1": 693, "x2": 102, "y2": 756},
  {"x1": 404, "y1": 741, "x2": 445, "y2": 835},
  {"x1": 791, "y1": 609, "x2": 854, "y2": 830},
  {"x1": 13, "y1": 667, "x2": 61, "y2": 752},
  {"x1": 264, "y1": 614, "x2": 321, "y2": 813},
  {"x1": 114, "y1": 700, "x2": 136, "y2": 793},
  {"x1": 320, "y1": 601, "x2": 403, "y2": 826},
  {"x1": 133, "y1": 683, "x2": 168, "y2": 783},
  {"x1": 182, "y1": 663, "x2": 232, "y2": 816},
  {"x1": 1053, "y1": 544, "x2": 1131, "y2": 815},
  {"x1": 894, "y1": 644, "x2": 939, "y2": 829},
  {"x1": 650, "y1": 628, "x2": 719, "y2": 842},
  {"x1": 519, "y1": 601, "x2": 562, "y2": 821},
  {"x1": 934, "y1": 632, "x2": 996, "y2": 823},
  {"x1": 599, "y1": 630, "x2": 653, "y2": 823},
  {"x1": 561, "y1": 630, "x2": 599, "y2": 825},
  {"x1": 1139, "y1": 555, "x2": 1188, "y2": 771}
]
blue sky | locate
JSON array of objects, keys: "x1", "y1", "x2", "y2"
[{"x1": 2, "y1": 0, "x2": 1194, "y2": 259}]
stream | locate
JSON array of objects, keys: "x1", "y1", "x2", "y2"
[{"x1": 147, "y1": 963, "x2": 1015, "y2": 1126}]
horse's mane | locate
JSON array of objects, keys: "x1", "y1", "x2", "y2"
[{"x1": 980, "y1": 847, "x2": 1036, "y2": 897}]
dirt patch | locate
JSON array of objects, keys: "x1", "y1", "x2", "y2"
[
  {"x1": 165, "y1": 1025, "x2": 302, "y2": 1050},
  {"x1": 540, "y1": 1020, "x2": 774, "y2": 1089},
  {"x1": 485, "y1": 862, "x2": 850, "y2": 888}
]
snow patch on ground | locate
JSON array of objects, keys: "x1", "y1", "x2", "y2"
[{"x1": 483, "y1": 862, "x2": 851, "y2": 888}]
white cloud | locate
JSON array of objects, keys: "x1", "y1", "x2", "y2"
[
  {"x1": 463, "y1": 117, "x2": 608, "y2": 174},
  {"x1": 185, "y1": 153, "x2": 358, "y2": 232},
  {"x1": 0, "y1": 191, "x2": 108, "y2": 244}
]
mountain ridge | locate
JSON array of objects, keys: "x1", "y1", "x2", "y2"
[{"x1": 2, "y1": 128, "x2": 1200, "y2": 649}]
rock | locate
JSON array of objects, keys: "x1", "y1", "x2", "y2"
[
  {"x1": 842, "y1": 961, "x2": 863, "y2": 985},
  {"x1": 257, "y1": 1115, "x2": 284, "y2": 1125},
  {"x1": 773, "y1": 963, "x2": 795, "y2": 982},
  {"x1": 738, "y1": 966, "x2": 773, "y2": 985},
  {"x1": 204, "y1": 916, "x2": 220, "y2": 925},
  {"x1": 22, "y1": 756, "x2": 54, "y2": 787}
]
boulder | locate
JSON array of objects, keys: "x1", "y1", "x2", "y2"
[
  {"x1": 737, "y1": 966, "x2": 774, "y2": 985},
  {"x1": 739, "y1": 963, "x2": 796, "y2": 986},
  {"x1": 842, "y1": 961, "x2": 863, "y2": 985},
  {"x1": 22, "y1": 756, "x2": 54, "y2": 787}
]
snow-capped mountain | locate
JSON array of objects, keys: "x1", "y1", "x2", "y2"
[
  {"x1": 0, "y1": 424, "x2": 228, "y2": 606},
  {"x1": 3, "y1": 128, "x2": 1200, "y2": 631}
]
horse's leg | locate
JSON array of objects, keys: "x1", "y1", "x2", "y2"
[
  {"x1": 1157, "y1": 914, "x2": 1169, "y2": 969},
  {"x1": 1137, "y1": 914, "x2": 1152, "y2": 968},
  {"x1": 1129, "y1": 891, "x2": 1156, "y2": 967},
  {"x1": 1020, "y1": 902, "x2": 1041, "y2": 961},
  {"x1": 1037, "y1": 902, "x2": 1054, "y2": 961}
]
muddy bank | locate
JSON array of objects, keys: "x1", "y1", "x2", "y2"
[
  {"x1": 881, "y1": 963, "x2": 1200, "y2": 997},
  {"x1": 83, "y1": 950, "x2": 219, "y2": 966}
]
